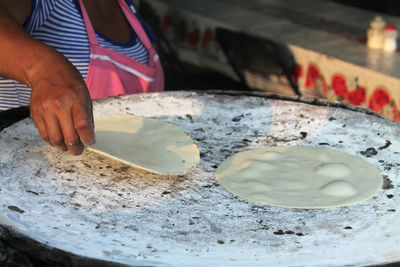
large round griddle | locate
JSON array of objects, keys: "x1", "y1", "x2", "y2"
[{"x1": 1, "y1": 91, "x2": 400, "y2": 266}]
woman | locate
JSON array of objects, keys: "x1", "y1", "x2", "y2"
[{"x1": 0, "y1": 0, "x2": 164, "y2": 155}]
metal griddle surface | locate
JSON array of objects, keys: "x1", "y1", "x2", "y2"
[{"x1": 0, "y1": 91, "x2": 400, "y2": 267}]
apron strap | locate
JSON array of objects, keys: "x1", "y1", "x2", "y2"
[
  {"x1": 117, "y1": 0, "x2": 153, "y2": 50},
  {"x1": 78, "y1": 0, "x2": 157, "y2": 63},
  {"x1": 77, "y1": 0, "x2": 99, "y2": 46}
]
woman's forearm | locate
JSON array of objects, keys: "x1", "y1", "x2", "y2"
[{"x1": 0, "y1": 4, "x2": 73, "y2": 88}]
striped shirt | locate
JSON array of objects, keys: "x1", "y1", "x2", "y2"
[{"x1": 0, "y1": 0, "x2": 156, "y2": 110}]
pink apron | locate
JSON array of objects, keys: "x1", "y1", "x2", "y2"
[{"x1": 78, "y1": 0, "x2": 164, "y2": 99}]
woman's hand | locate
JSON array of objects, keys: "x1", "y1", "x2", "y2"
[{"x1": 29, "y1": 59, "x2": 95, "y2": 155}]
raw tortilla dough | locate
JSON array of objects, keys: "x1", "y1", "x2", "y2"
[
  {"x1": 215, "y1": 146, "x2": 383, "y2": 209},
  {"x1": 88, "y1": 115, "x2": 200, "y2": 175}
]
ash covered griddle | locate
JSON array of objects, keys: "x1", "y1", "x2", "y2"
[{"x1": 0, "y1": 91, "x2": 400, "y2": 267}]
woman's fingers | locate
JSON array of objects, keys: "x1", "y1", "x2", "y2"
[
  {"x1": 32, "y1": 100, "x2": 93, "y2": 155},
  {"x1": 30, "y1": 113, "x2": 50, "y2": 145},
  {"x1": 30, "y1": 83, "x2": 94, "y2": 155},
  {"x1": 58, "y1": 106, "x2": 84, "y2": 155},
  {"x1": 43, "y1": 111, "x2": 68, "y2": 152},
  {"x1": 72, "y1": 88, "x2": 95, "y2": 147}
]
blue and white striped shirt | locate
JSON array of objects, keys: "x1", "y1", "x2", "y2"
[{"x1": 0, "y1": 0, "x2": 156, "y2": 110}]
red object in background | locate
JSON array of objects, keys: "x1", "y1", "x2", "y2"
[
  {"x1": 161, "y1": 15, "x2": 173, "y2": 34},
  {"x1": 187, "y1": 29, "x2": 200, "y2": 47},
  {"x1": 176, "y1": 20, "x2": 200, "y2": 47},
  {"x1": 201, "y1": 28, "x2": 213, "y2": 50},
  {"x1": 385, "y1": 25, "x2": 396, "y2": 31},
  {"x1": 187, "y1": 29, "x2": 200, "y2": 46},
  {"x1": 347, "y1": 87, "x2": 366, "y2": 106},
  {"x1": 305, "y1": 64, "x2": 320, "y2": 88},
  {"x1": 331, "y1": 74, "x2": 348, "y2": 97},
  {"x1": 290, "y1": 64, "x2": 302, "y2": 84},
  {"x1": 368, "y1": 88, "x2": 391, "y2": 112}
]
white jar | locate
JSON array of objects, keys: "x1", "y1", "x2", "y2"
[
  {"x1": 367, "y1": 16, "x2": 386, "y2": 50},
  {"x1": 382, "y1": 25, "x2": 398, "y2": 53}
]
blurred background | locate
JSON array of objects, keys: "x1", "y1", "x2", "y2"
[{"x1": 137, "y1": 0, "x2": 400, "y2": 121}]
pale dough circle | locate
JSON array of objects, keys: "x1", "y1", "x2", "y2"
[
  {"x1": 88, "y1": 115, "x2": 200, "y2": 175},
  {"x1": 215, "y1": 146, "x2": 383, "y2": 209}
]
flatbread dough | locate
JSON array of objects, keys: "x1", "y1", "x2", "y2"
[
  {"x1": 88, "y1": 115, "x2": 200, "y2": 175},
  {"x1": 215, "y1": 146, "x2": 383, "y2": 209}
]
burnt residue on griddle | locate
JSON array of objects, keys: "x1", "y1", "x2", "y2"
[
  {"x1": 382, "y1": 175, "x2": 395, "y2": 190},
  {"x1": 384, "y1": 164, "x2": 395, "y2": 171},
  {"x1": 232, "y1": 114, "x2": 244, "y2": 122},
  {"x1": 265, "y1": 135, "x2": 307, "y2": 144},
  {"x1": 26, "y1": 190, "x2": 38, "y2": 195},
  {"x1": 344, "y1": 226, "x2": 353, "y2": 230},
  {"x1": 161, "y1": 191, "x2": 172, "y2": 196},
  {"x1": 273, "y1": 229, "x2": 305, "y2": 236},
  {"x1": 112, "y1": 166, "x2": 130, "y2": 173},
  {"x1": 202, "y1": 182, "x2": 219, "y2": 189},
  {"x1": 83, "y1": 162, "x2": 92, "y2": 169},
  {"x1": 387, "y1": 194, "x2": 394, "y2": 199},
  {"x1": 193, "y1": 127, "x2": 204, "y2": 132},
  {"x1": 185, "y1": 114, "x2": 194, "y2": 121},
  {"x1": 318, "y1": 142, "x2": 329, "y2": 146},
  {"x1": 195, "y1": 136, "x2": 206, "y2": 142},
  {"x1": 273, "y1": 230, "x2": 285, "y2": 235},
  {"x1": 8, "y1": 206, "x2": 24, "y2": 213},
  {"x1": 378, "y1": 140, "x2": 392, "y2": 150},
  {"x1": 300, "y1": 132, "x2": 307, "y2": 139},
  {"x1": 360, "y1": 147, "x2": 378, "y2": 157}
]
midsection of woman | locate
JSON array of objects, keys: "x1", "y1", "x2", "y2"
[{"x1": 0, "y1": 0, "x2": 157, "y2": 110}]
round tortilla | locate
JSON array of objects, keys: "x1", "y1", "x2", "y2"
[
  {"x1": 89, "y1": 115, "x2": 200, "y2": 175},
  {"x1": 215, "y1": 146, "x2": 383, "y2": 209}
]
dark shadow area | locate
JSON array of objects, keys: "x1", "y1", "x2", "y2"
[
  {"x1": 138, "y1": 1, "x2": 246, "y2": 91},
  {"x1": 334, "y1": 0, "x2": 400, "y2": 17},
  {"x1": 214, "y1": 27, "x2": 301, "y2": 96},
  {"x1": 0, "y1": 225, "x2": 127, "y2": 267},
  {"x1": 0, "y1": 106, "x2": 30, "y2": 131}
]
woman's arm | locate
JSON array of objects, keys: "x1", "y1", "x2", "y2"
[{"x1": 0, "y1": 0, "x2": 95, "y2": 155}]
